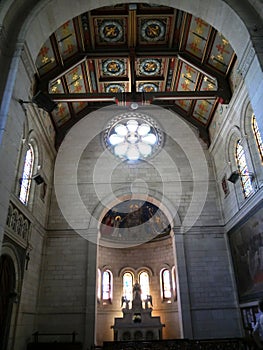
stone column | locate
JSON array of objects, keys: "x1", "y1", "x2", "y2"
[
  {"x1": 172, "y1": 227, "x2": 193, "y2": 339},
  {"x1": 84, "y1": 236, "x2": 98, "y2": 349}
]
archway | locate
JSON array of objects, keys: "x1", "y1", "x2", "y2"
[
  {"x1": 95, "y1": 196, "x2": 180, "y2": 344},
  {"x1": 0, "y1": 255, "x2": 16, "y2": 350}
]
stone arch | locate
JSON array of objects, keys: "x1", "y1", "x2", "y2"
[
  {"x1": 119, "y1": 267, "x2": 136, "y2": 278},
  {"x1": 225, "y1": 126, "x2": 242, "y2": 170},
  {"x1": 0, "y1": 243, "x2": 23, "y2": 350},
  {"x1": 241, "y1": 99, "x2": 263, "y2": 184},
  {"x1": 241, "y1": 97, "x2": 254, "y2": 137},
  {"x1": 15, "y1": 0, "x2": 259, "y2": 62},
  {"x1": 1, "y1": 243, "x2": 23, "y2": 294},
  {"x1": 137, "y1": 266, "x2": 154, "y2": 278}
]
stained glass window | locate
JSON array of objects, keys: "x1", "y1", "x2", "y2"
[
  {"x1": 236, "y1": 140, "x2": 253, "y2": 198},
  {"x1": 102, "y1": 270, "x2": 112, "y2": 300},
  {"x1": 123, "y1": 272, "x2": 133, "y2": 302},
  {"x1": 19, "y1": 145, "x2": 34, "y2": 205},
  {"x1": 104, "y1": 112, "x2": 163, "y2": 161},
  {"x1": 139, "y1": 271, "x2": 150, "y2": 300},
  {"x1": 252, "y1": 114, "x2": 263, "y2": 161},
  {"x1": 161, "y1": 269, "x2": 172, "y2": 299}
]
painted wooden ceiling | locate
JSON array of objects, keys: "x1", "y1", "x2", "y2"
[{"x1": 35, "y1": 3, "x2": 236, "y2": 146}]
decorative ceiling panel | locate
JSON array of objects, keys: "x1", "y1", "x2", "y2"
[
  {"x1": 136, "y1": 58, "x2": 165, "y2": 77},
  {"x1": 98, "y1": 58, "x2": 129, "y2": 79},
  {"x1": 54, "y1": 20, "x2": 78, "y2": 60},
  {"x1": 137, "y1": 81, "x2": 165, "y2": 93},
  {"x1": 33, "y1": 3, "x2": 236, "y2": 146},
  {"x1": 200, "y1": 76, "x2": 218, "y2": 91},
  {"x1": 208, "y1": 32, "x2": 235, "y2": 73},
  {"x1": 93, "y1": 17, "x2": 128, "y2": 46},
  {"x1": 49, "y1": 78, "x2": 65, "y2": 94},
  {"x1": 35, "y1": 39, "x2": 56, "y2": 75},
  {"x1": 185, "y1": 15, "x2": 210, "y2": 59},
  {"x1": 65, "y1": 65, "x2": 86, "y2": 93},
  {"x1": 52, "y1": 102, "x2": 71, "y2": 127},
  {"x1": 193, "y1": 99, "x2": 214, "y2": 124},
  {"x1": 101, "y1": 82, "x2": 128, "y2": 93},
  {"x1": 176, "y1": 61, "x2": 199, "y2": 91},
  {"x1": 138, "y1": 16, "x2": 172, "y2": 45}
]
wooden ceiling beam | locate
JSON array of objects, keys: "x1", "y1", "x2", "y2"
[{"x1": 49, "y1": 90, "x2": 221, "y2": 103}]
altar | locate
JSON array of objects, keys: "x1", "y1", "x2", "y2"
[{"x1": 112, "y1": 282, "x2": 164, "y2": 341}]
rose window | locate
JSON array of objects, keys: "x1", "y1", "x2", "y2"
[{"x1": 104, "y1": 112, "x2": 163, "y2": 161}]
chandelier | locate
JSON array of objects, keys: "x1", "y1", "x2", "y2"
[{"x1": 104, "y1": 112, "x2": 163, "y2": 161}]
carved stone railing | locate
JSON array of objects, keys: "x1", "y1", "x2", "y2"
[
  {"x1": 27, "y1": 332, "x2": 82, "y2": 350},
  {"x1": 5, "y1": 201, "x2": 31, "y2": 244},
  {"x1": 102, "y1": 338, "x2": 256, "y2": 349}
]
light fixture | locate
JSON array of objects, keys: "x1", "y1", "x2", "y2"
[
  {"x1": 19, "y1": 173, "x2": 44, "y2": 185},
  {"x1": 104, "y1": 111, "x2": 163, "y2": 161},
  {"x1": 19, "y1": 90, "x2": 57, "y2": 113},
  {"x1": 227, "y1": 170, "x2": 255, "y2": 184}
]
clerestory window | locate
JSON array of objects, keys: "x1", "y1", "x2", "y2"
[
  {"x1": 19, "y1": 145, "x2": 34, "y2": 205},
  {"x1": 235, "y1": 140, "x2": 253, "y2": 198},
  {"x1": 252, "y1": 114, "x2": 263, "y2": 162}
]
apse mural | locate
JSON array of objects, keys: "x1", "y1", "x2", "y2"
[{"x1": 100, "y1": 200, "x2": 171, "y2": 242}]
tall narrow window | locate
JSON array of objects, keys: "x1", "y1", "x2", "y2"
[
  {"x1": 171, "y1": 266, "x2": 177, "y2": 301},
  {"x1": 161, "y1": 269, "x2": 172, "y2": 300},
  {"x1": 139, "y1": 271, "x2": 150, "y2": 300},
  {"x1": 102, "y1": 270, "x2": 112, "y2": 302},
  {"x1": 19, "y1": 145, "x2": 34, "y2": 205},
  {"x1": 236, "y1": 140, "x2": 253, "y2": 198},
  {"x1": 252, "y1": 114, "x2": 263, "y2": 161},
  {"x1": 97, "y1": 269, "x2": 101, "y2": 302},
  {"x1": 123, "y1": 272, "x2": 133, "y2": 302}
]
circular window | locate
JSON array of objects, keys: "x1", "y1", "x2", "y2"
[{"x1": 104, "y1": 112, "x2": 163, "y2": 161}]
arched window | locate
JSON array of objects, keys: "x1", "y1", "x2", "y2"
[
  {"x1": 139, "y1": 271, "x2": 150, "y2": 301},
  {"x1": 97, "y1": 269, "x2": 101, "y2": 302},
  {"x1": 161, "y1": 269, "x2": 172, "y2": 300},
  {"x1": 102, "y1": 270, "x2": 112, "y2": 302},
  {"x1": 236, "y1": 140, "x2": 253, "y2": 198},
  {"x1": 252, "y1": 114, "x2": 263, "y2": 161},
  {"x1": 123, "y1": 272, "x2": 133, "y2": 302},
  {"x1": 19, "y1": 145, "x2": 34, "y2": 205}
]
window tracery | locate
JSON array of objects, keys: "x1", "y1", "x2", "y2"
[{"x1": 104, "y1": 112, "x2": 163, "y2": 161}]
